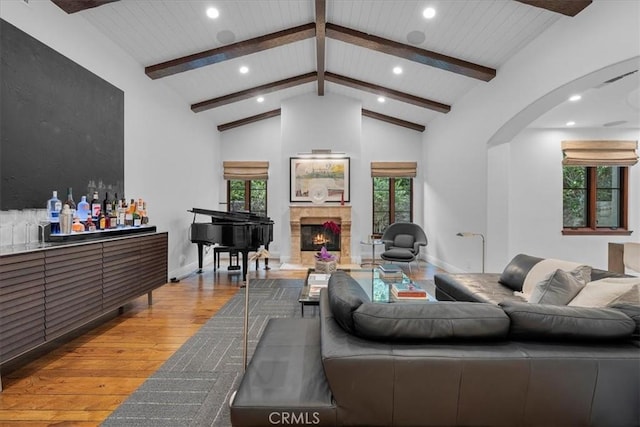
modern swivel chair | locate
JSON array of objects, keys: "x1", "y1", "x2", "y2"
[{"x1": 379, "y1": 222, "x2": 428, "y2": 273}]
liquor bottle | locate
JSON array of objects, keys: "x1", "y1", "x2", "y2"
[
  {"x1": 132, "y1": 201, "x2": 141, "y2": 227},
  {"x1": 124, "y1": 199, "x2": 134, "y2": 227},
  {"x1": 47, "y1": 190, "x2": 62, "y2": 234},
  {"x1": 65, "y1": 188, "x2": 76, "y2": 214},
  {"x1": 91, "y1": 191, "x2": 101, "y2": 221},
  {"x1": 117, "y1": 199, "x2": 125, "y2": 227},
  {"x1": 98, "y1": 212, "x2": 107, "y2": 230},
  {"x1": 103, "y1": 192, "x2": 112, "y2": 216},
  {"x1": 108, "y1": 207, "x2": 118, "y2": 229},
  {"x1": 76, "y1": 196, "x2": 90, "y2": 222},
  {"x1": 85, "y1": 215, "x2": 96, "y2": 232},
  {"x1": 111, "y1": 193, "x2": 119, "y2": 216},
  {"x1": 140, "y1": 200, "x2": 149, "y2": 225},
  {"x1": 71, "y1": 216, "x2": 84, "y2": 233}
]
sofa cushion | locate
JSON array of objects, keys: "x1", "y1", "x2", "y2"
[
  {"x1": 500, "y1": 302, "x2": 635, "y2": 340},
  {"x1": 382, "y1": 248, "x2": 415, "y2": 260},
  {"x1": 327, "y1": 271, "x2": 370, "y2": 334},
  {"x1": 609, "y1": 303, "x2": 640, "y2": 339},
  {"x1": 352, "y1": 302, "x2": 509, "y2": 341},
  {"x1": 528, "y1": 266, "x2": 589, "y2": 305},
  {"x1": 568, "y1": 278, "x2": 640, "y2": 308},
  {"x1": 499, "y1": 254, "x2": 544, "y2": 291}
]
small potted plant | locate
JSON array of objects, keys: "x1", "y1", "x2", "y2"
[{"x1": 315, "y1": 221, "x2": 340, "y2": 273}]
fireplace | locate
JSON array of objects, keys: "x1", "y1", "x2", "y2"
[
  {"x1": 301, "y1": 224, "x2": 340, "y2": 252},
  {"x1": 289, "y1": 205, "x2": 352, "y2": 265}
]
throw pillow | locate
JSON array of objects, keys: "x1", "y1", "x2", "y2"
[
  {"x1": 568, "y1": 278, "x2": 640, "y2": 308},
  {"x1": 521, "y1": 259, "x2": 588, "y2": 298},
  {"x1": 500, "y1": 302, "x2": 635, "y2": 340},
  {"x1": 527, "y1": 266, "x2": 590, "y2": 305}
]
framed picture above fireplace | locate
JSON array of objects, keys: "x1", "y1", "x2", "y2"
[{"x1": 290, "y1": 157, "x2": 350, "y2": 203}]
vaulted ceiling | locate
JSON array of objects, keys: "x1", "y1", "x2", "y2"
[{"x1": 52, "y1": 0, "x2": 594, "y2": 132}]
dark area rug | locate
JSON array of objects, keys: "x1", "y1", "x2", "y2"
[{"x1": 102, "y1": 277, "x2": 435, "y2": 427}]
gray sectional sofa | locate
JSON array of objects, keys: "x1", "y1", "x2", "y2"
[{"x1": 230, "y1": 266, "x2": 640, "y2": 426}]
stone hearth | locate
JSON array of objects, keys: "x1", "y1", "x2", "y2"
[{"x1": 289, "y1": 205, "x2": 352, "y2": 265}]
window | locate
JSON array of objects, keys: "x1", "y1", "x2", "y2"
[
  {"x1": 227, "y1": 179, "x2": 267, "y2": 217},
  {"x1": 562, "y1": 166, "x2": 629, "y2": 235},
  {"x1": 372, "y1": 177, "x2": 413, "y2": 235}
]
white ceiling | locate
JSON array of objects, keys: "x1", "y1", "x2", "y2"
[{"x1": 71, "y1": 0, "x2": 638, "y2": 132}]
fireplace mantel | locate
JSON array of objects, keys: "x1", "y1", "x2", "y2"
[{"x1": 289, "y1": 205, "x2": 352, "y2": 265}]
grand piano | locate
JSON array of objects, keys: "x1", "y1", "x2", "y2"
[{"x1": 188, "y1": 208, "x2": 274, "y2": 282}]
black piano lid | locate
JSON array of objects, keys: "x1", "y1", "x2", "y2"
[{"x1": 188, "y1": 208, "x2": 273, "y2": 223}]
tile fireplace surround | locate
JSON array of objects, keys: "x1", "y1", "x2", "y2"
[{"x1": 289, "y1": 205, "x2": 352, "y2": 265}]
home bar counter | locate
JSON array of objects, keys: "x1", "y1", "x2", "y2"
[{"x1": 0, "y1": 228, "x2": 168, "y2": 391}]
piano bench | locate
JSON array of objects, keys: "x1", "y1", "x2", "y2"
[{"x1": 213, "y1": 246, "x2": 240, "y2": 271}]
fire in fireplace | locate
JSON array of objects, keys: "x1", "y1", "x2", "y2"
[{"x1": 301, "y1": 224, "x2": 340, "y2": 252}]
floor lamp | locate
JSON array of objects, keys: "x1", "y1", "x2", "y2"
[
  {"x1": 456, "y1": 232, "x2": 485, "y2": 273},
  {"x1": 243, "y1": 247, "x2": 270, "y2": 370}
]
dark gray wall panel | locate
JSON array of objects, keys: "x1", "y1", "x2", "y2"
[{"x1": 0, "y1": 19, "x2": 124, "y2": 209}]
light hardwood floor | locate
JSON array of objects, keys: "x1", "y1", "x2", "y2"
[{"x1": 0, "y1": 259, "x2": 440, "y2": 426}]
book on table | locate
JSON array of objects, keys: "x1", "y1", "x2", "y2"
[
  {"x1": 308, "y1": 273, "x2": 330, "y2": 285},
  {"x1": 391, "y1": 282, "x2": 427, "y2": 299},
  {"x1": 308, "y1": 273, "x2": 330, "y2": 297},
  {"x1": 379, "y1": 263, "x2": 402, "y2": 273},
  {"x1": 378, "y1": 264, "x2": 403, "y2": 280}
]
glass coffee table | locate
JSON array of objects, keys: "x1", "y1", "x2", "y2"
[{"x1": 298, "y1": 268, "x2": 435, "y2": 316}]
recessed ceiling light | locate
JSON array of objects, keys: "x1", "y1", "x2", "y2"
[
  {"x1": 423, "y1": 7, "x2": 436, "y2": 19},
  {"x1": 257, "y1": 96, "x2": 264, "y2": 103},
  {"x1": 393, "y1": 66, "x2": 403, "y2": 75},
  {"x1": 206, "y1": 7, "x2": 219, "y2": 19},
  {"x1": 378, "y1": 96, "x2": 386, "y2": 103},
  {"x1": 566, "y1": 121, "x2": 576, "y2": 126},
  {"x1": 239, "y1": 66, "x2": 249, "y2": 74},
  {"x1": 568, "y1": 94, "x2": 582, "y2": 102}
]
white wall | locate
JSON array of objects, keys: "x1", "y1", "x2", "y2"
[
  {"x1": 1, "y1": 1, "x2": 220, "y2": 279},
  {"x1": 220, "y1": 93, "x2": 424, "y2": 263},
  {"x1": 499, "y1": 128, "x2": 640, "y2": 270},
  {"x1": 424, "y1": 0, "x2": 640, "y2": 273}
]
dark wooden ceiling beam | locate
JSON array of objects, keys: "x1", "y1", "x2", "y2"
[
  {"x1": 362, "y1": 109, "x2": 425, "y2": 132},
  {"x1": 218, "y1": 109, "x2": 282, "y2": 132},
  {"x1": 326, "y1": 23, "x2": 496, "y2": 82},
  {"x1": 315, "y1": 0, "x2": 327, "y2": 96},
  {"x1": 325, "y1": 72, "x2": 450, "y2": 113},
  {"x1": 515, "y1": 0, "x2": 592, "y2": 16},
  {"x1": 51, "y1": 0, "x2": 118, "y2": 14},
  {"x1": 191, "y1": 72, "x2": 317, "y2": 113},
  {"x1": 146, "y1": 23, "x2": 316, "y2": 80}
]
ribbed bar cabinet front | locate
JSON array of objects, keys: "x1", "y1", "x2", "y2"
[{"x1": 0, "y1": 230, "x2": 168, "y2": 390}]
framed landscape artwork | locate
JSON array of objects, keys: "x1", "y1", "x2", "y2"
[{"x1": 290, "y1": 157, "x2": 350, "y2": 203}]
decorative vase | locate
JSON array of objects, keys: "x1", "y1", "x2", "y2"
[{"x1": 315, "y1": 259, "x2": 337, "y2": 273}]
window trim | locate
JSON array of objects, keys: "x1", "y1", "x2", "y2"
[{"x1": 562, "y1": 166, "x2": 632, "y2": 236}]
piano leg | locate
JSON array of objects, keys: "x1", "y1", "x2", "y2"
[
  {"x1": 197, "y1": 243, "x2": 204, "y2": 273},
  {"x1": 264, "y1": 244, "x2": 271, "y2": 270}
]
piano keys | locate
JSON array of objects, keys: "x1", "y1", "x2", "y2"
[{"x1": 188, "y1": 208, "x2": 274, "y2": 282}]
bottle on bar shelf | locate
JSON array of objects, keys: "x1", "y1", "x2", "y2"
[
  {"x1": 91, "y1": 191, "x2": 101, "y2": 221},
  {"x1": 77, "y1": 196, "x2": 90, "y2": 222},
  {"x1": 47, "y1": 190, "x2": 62, "y2": 234},
  {"x1": 65, "y1": 187, "x2": 76, "y2": 214},
  {"x1": 72, "y1": 216, "x2": 84, "y2": 233},
  {"x1": 85, "y1": 215, "x2": 96, "y2": 232}
]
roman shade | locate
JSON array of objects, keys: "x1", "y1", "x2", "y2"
[
  {"x1": 561, "y1": 140, "x2": 638, "y2": 166},
  {"x1": 223, "y1": 161, "x2": 269, "y2": 180},
  {"x1": 370, "y1": 162, "x2": 417, "y2": 177}
]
